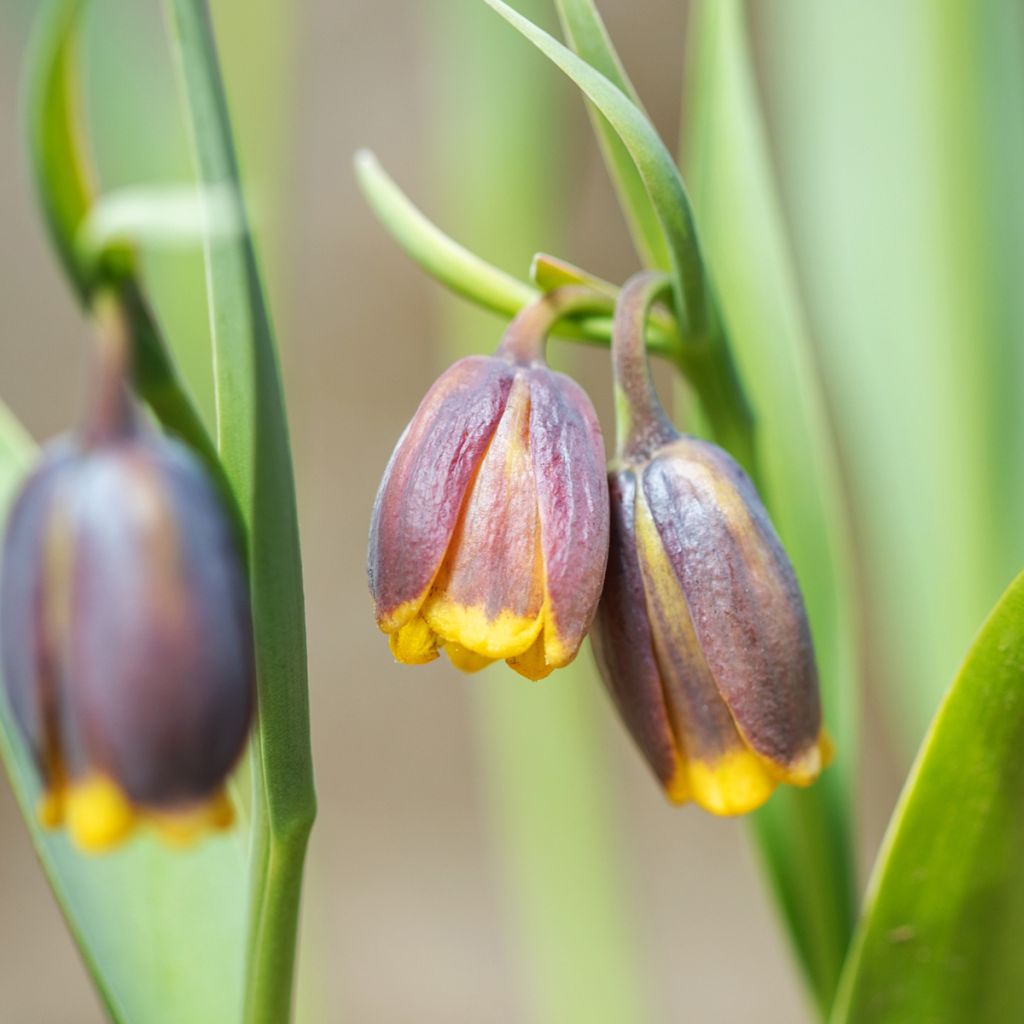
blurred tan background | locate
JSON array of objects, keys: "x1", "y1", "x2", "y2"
[{"x1": 0, "y1": 1, "x2": 904, "y2": 1021}]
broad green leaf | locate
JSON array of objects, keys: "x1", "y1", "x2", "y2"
[
  {"x1": 552, "y1": 0, "x2": 671, "y2": 270},
  {"x1": 164, "y1": 3, "x2": 315, "y2": 1022},
  {"x1": 831, "y1": 569, "x2": 1024, "y2": 1024},
  {"x1": 683, "y1": 1, "x2": 858, "y2": 1010},
  {"x1": 0, "y1": 403, "x2": 248, "y2": 1024}
]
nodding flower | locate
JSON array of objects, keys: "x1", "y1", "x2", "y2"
[
  {"x1": 590, "y1": 272, "x2": 831, "y2": 815},
  {"x1": 0, "y1": 297, "x2": 254, "y2": 852},
  {"x1": 369, "y1": 288, "x2": 610, "y2": 680}
]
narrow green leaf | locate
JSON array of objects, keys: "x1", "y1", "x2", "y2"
[
  {"x1": 832, "y1": 569, "x2": 1024, "y2": 1024},
  {"x1": 0, "y1": 402, "x2": 248, "y2": 1024},
  {"x1": 481, "y1": 0, "x2": 704, "y2": 330},
  {"x1": 164, "y1": 4, "x2": 316, "y2": 1023},
  {"x1": 478, "y1": 0, "x2": 756, "y2": 481},
  {"x1": 354, "y1": 150, "x2": 678, "y2": 355},
  {"x1": 24, "y1": 0, "x2": 91, "y2": 295},
  {"x1": 683, "y1": 2, "x2": 858, "y2": 1010},
  {"x1": 553, "y1": 0, "x2": 671, "y2": 270},
  {"x1": 355, "y1": 148, "x2": 534, "y2": 316}
]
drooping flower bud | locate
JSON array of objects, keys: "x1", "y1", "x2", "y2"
[
  {"x1": 0, "y1": 300, "x2": 254, "y2": 851},
  {"x1": 369, "y1": 288, "x2": 609, "y2": 680},
  {"x1": 591, "y1": 273, "x2": 830, "y2": 815}
]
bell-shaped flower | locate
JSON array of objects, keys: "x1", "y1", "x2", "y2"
[
  {"x1": 591, "y1": 273, "x2": 831, "y2": 815},
  {"x1": 0, "y1": 316, "x2": 253, "y2": 851},
  {"x1": 369, "y1": 288, "x2": 609, "y2": 680}
]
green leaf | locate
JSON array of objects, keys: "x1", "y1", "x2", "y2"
[
  {"x1": 24, "y1": 0, "x2": 91, "y2": 295},
  {"x1": 552, "y1": 0, "x2": 671, "y2": 270},
  {"x1": 164, "y1": 3, "x2": 316, "y2": 1023},
  {"x1": 481, "y1": 0, "x2": 704, "y2": 331},
  {"x1": 0, "y1": 403, "x2": 249, "y2": 1024},
  {"x1": 478, "y1": 0, "x2": 756, "y2": 482},
  {"x1": 683, "y1": 1, "x2": 858, "y2": 1010},
  {"x1": 354, "y1": 148, "x2": 535, "y2": 316},
  {"x1": 26, "y1": 0, "x2": 222, "y2": 483},
  {"x1": 759, "y1": 1, "x2": 1024, "y2": 754},
  {"x1": 831, "y1": 569, "x2": 1024, "y2": 1024},
  {"x1": 353, "y1": 150, "x2": 678, "y2": 356}
]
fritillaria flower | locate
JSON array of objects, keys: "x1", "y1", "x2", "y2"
[
  {"x1": 591, "y1": 273, "x2": 831, "y2": 815},
  {"x1": 0, "y1": 308, "x2": 254, "y2": 851},
  {"x1": 369, "y1": 288, "x2": 609, "y2": 680}
]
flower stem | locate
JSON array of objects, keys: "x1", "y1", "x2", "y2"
[
  {"x1": 611, "y1": 271, "x2": 677, "y2": 459},
  {"x1": 497, "y1": 285, "x2": 610, "y2": 364}
]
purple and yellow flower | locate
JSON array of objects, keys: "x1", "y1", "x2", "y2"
[
  {"x1": 0, "y1": 325, "x2": 253, "y2": 852},
  {"x1": 369, "y1": 289, "x2": 609, "y2": 680},
  {"x1": 590, "y1": 273, "x2": 830, "y2": 815}
]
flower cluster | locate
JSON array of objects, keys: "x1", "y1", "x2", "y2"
[{"x1": 369, "y1": 275, "x2": 831, "y2": 814}]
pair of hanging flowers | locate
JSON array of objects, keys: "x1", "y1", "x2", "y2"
[{"x1": 370, "y1": 271, "x2": 831, "y2": 815}]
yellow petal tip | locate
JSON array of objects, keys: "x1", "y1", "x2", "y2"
[
  {"x1": 669, "y1": 749, "x2": 778, "y2": 817},
  {"x1": 389, "y1": 615, "x2": 440, "y2": 665},
  {"x1": 445, "y1": 642, "x2": 494, "y2": 673},
  {"x1": 65, "y1": 776, "x2": 138, "y2": 853}
]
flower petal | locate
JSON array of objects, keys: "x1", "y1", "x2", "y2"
[
  {"x1": 633, "y1": 481, "x2": 777, "y2": 814},
  {"x1": 64, "y1": 438, "x2": 253, "y2": 809},
  {"x1": 642, "y1": 439, "x2": 822, "y2": 777},
  {"x1": 423, "y1": 372, "x2": 544, "y2": 661},
  {"x1": 527, "y1": 367, "x2": 609, "y2": 673},
  {"x1": 591, "y1": 469, "x2": 679, "y2": 786},
  {"x1": 0, "y1": 440, "x2": 78, "y2": 785},
  {"x1": 369, "y1": 355, "x2": 514, "y2": 632}
]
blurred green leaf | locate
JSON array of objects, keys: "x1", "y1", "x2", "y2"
[
  {"x1": 832, "y1": 569, "x2": 1024, "y2": 1024},
  {"x1": 164, "y1": 2, "x2": 315, "y2": 1022},
  {"x1": 552, "y1": 0, "x2": 670, "y2": 270},
  {"x1": 0, "y1": 402, "x2": 249, "y2": 1024},
  {"x1": 682, "y1": 2, "x2": 859, "y2": 1011},
  {"x1": 27, "y1": 0, "x2": 221, "y2": 479},
  {"x1": 758, "y1": 2, "x2": 1024, "y2": 751}
]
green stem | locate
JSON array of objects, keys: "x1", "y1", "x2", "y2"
[
  {"x1": 164, "y1": 2, "x2": 315, "y2": 1022},
  {"x1": 25, "y1": 0, "x2": 223, "y2": 485}
]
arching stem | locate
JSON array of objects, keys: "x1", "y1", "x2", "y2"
[
  {"x1": 612, "y1": 271, "x2": 678, "y2": 459},
  {"x1": 497, "y1": 285, "x2": 610, "y2": 364}
]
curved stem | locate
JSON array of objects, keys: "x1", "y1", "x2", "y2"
[
  {"x1": 25, "y1": 0, "x2": 222, "y2": 483},
  {"x1": 497, "y1": 285, "x2": 610, "y2": 363},
  {"x1": 612, "y1": 272, "x2": 677, "y2": 458},
  {"x1": 85, "y1": 291, "x2": 136, "y2": 444}
]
